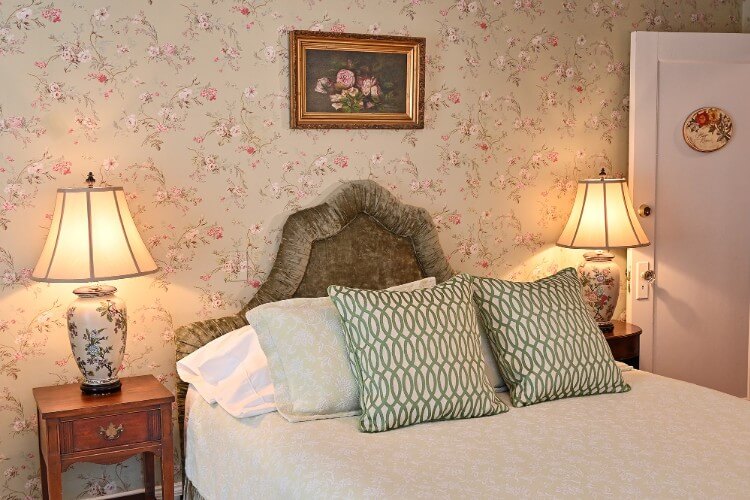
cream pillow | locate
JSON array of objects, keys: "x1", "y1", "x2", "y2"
[
  {"x1": 479, "y1": 319, "x2": 507, "y2": 392},
  {"x1": 245, "y1": 277, "x2": 436, "y2": 422}
]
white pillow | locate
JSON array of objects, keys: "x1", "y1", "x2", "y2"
[{"x1": 176, "y1": 325, "x2": 275, "y2": 418}]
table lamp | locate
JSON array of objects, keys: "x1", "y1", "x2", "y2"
[
  {"x1": 557, "y1": 169, "x2": 650, "y2": 332},
  {"x1": 32, "y1": 173, "x2": 158, "y2": 394}
]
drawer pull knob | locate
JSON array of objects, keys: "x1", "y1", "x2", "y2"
[{"x1": 99, "y1": 422, "x2": 124, "y2": 441}]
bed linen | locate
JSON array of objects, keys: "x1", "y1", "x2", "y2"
[
  {"x1": 185, "y1": 369, "x2": 750, "y2": 499},
  {"x1": 177, "y1": 325, "x2": 275, "y2": 418}
]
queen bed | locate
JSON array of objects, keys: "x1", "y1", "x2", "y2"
[{"x1": 175, "y1": 180, "x2": 750, "y2": 499}]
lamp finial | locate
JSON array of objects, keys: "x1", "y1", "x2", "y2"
[
  {"x1": 85, "y1": 172, "x2": 96, "y2": 188},
  {"x1": 598, "y1": 168, "x2": 607, "y2": 179}
]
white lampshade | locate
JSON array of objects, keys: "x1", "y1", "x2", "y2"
[
  {"x1": 557, "y1": 177, "x2": 649, "y2": 249},
  {"x1": 32, "y1": 187, "x2": 158, "y2": 283}
]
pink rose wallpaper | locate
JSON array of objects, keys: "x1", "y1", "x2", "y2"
[{"x1": 0, "y1": 0, "x2": 741, "y2": 497}]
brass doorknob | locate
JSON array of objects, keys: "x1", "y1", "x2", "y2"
[{"x1": 642, "y1": 269, "x2": 656, "y2": 283}]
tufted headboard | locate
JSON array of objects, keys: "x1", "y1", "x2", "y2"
[
  {"x1": 174, "y1": 179, "x2": 454, "y2": 453},
  {"x1": 239, "y1": 178, "x2": 454, "y2": 313}
]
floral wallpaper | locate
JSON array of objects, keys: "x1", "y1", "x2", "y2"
[{"x1": 0, "y1": 0, "x2": 740, "y2": 497}]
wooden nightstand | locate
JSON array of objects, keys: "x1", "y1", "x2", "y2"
[
  {"x1": 604, "y1": 321, "x2": 642, "y2": 369},
  {"x1": 33, "y1": 375, "x2": 175, "y2": 500}
]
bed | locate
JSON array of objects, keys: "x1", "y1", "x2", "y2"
[{"x1": 175, "y1": 180, "x2": 750, "y2": 499}]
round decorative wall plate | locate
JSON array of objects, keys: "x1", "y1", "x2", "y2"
[{"x1": 682, "y1": 107, "x2": 733, "y2": 153}]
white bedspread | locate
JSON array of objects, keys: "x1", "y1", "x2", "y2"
[{"x1": 185, "y1": 370, "x2": 750, "y2": 499}]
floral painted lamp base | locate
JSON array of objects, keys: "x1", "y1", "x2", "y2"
[
  {"x1": 67, "y1": 285, "x2": 127, "y2": 394},
  {"x1": 578, "y1": 251, "x2": 620, "y2": 333}
]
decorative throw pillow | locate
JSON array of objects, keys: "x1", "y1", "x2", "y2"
[
  {"x1": 246, "y1": 277, "x2": 436, "y2": 422},
  {"x1": 473, "y1": 268, "x2": 630, "y2": 407},
  {"x1": 328, "y1": 274, "x2": 508, "y2": 433}
]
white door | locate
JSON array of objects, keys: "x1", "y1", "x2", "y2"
[{"x1": 628, "y1": 32, "x2": 750, "y2": 398}]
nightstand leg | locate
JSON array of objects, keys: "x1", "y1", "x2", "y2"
[
  {"x1": 37, "y1": 409, "x2": 49, "y2": 500},
  {"x1": 39, "y1": 461, "x2": 49, "y2": 499},
  {"x1": 143, "y1": 452, "x2": 155, "y2": 500},
  {"x1": 43, "y1": 460, "x2": 62, "y2": 500},
  {"x1": 43, "y1": 420, "x2": 63, "y2": 500},
  {"x1": 160, "y1": 405, "x2": 174, "y2": 500}
]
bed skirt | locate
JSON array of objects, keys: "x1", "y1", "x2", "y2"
[{"x1": 183, "y1": 477, "x2": 207, "y2": 500}]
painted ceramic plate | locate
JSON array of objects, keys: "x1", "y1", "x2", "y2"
[{"x1": 682, "y1": 107, "x2": 733, "y2": 153}]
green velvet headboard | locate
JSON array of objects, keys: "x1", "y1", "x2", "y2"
[
  {"x1": 239, "y1": 178, "x2": 454, "y2": 314},
  {"x1": 174, "y1": 179, "x2": 454, "y2": 458}
]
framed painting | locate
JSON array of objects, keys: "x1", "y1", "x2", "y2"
[{"x1": 289, "y1": 30, "x2": 425, "y2": 129}]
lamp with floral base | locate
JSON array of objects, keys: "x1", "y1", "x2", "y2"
[
  {"x1": 31, "y1": 173, "x2": 158, "y2": 394},
  {"x1": 557, "y1": 169, "x2": 650, "y2": 333}
]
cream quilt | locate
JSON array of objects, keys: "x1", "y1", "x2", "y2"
[{"x1": 185, "y1": 369, "x2": 750, "y2": 499}]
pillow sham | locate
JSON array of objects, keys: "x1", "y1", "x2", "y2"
[
  {"x1": 473, "y1": 268, "x2": 630, "y2": 407},
  {"x1": 329, "y1": 274, "x2": 508, "y2": 433},
  {"x1": 176, "y1": 325, "x2": 276, "y2": 418},
  {"x1": 246, "y1": 277, "x2": 436, "y2": 422}
]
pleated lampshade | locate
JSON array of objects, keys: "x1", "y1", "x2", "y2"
[
  {"x1": 557, "y1": 177, "x2": 649, "y2": 250},
  {"x1": 32, "y1": 187, "x2": 158, "y2": 283}
]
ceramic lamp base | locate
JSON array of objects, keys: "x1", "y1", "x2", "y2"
[
  {"x1": 81, "y1": 379, "x2": 122, "y2": 395},
  {"x1": 67, "y1": 285, "x2": 127, "y2": 395},
  {"x1": 578, "y1": 251, "x2": 620, "y2": 333}
]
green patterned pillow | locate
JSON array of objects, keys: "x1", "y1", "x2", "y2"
[
  {"x1": 328, "y1": 274, "x2": 508, "y2": 433},
  {"x1": 246, "y1": 277, "x2": 436, "y2": 422},
  {"x1": 473, "y1": 268, "x2": 630, "y2": 407}
]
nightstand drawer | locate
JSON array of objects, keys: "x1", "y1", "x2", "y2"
[{"x1": 61, "y1": 409, "x2": 161, "y2": 454}]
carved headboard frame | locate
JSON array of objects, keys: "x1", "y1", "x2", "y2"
[{"x1": 175, "y1": 179, "x2": 454, "y2": 455}]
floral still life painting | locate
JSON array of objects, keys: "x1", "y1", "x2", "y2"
[
  {"x1": 290, "y1": 31, "x2": 425, "y2": 129},
  {"x1": 307, "y1": 50, "x2": 407, "y2": 114},
  {"x1": 683, "y1": 107, "x2": 733, "y2": 152}
]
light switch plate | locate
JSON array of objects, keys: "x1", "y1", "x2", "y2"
[{"x1": 635, "y1": 261, "x2": 651, "y2": 300}]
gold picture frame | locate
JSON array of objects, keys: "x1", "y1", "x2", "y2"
[{"x1": 289, "y1": 30, "x2": 425, "y2": 129}]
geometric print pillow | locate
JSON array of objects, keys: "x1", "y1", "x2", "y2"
[
  {"x1": 472, "y1": 268, "x2": 630, "y2": 407},
  {"x1": 246, "y1": 277, "x2": 436, "y2": 423},
  {"x1": 328, "y1": 274, "x2": 508, "y2": 433}
]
